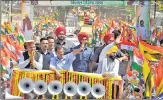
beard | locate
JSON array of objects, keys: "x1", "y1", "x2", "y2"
[
  {"x1": 58, "y1": 36, "x2": 65, "y2": 41},
  {"x1": 109, "y1": 55, "x2": 116, "y2": 61}
]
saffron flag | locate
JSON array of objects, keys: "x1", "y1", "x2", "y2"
[
  {"x1": 127, "y1": 63, "x2": 133, "y2": 77},
  {"x1": 157, "y1": 79, "x2": 163, "y2": 97},
  {"x1": 157, "y1": 58, "x2": 163, "y2": 86},
  {"x1": 139, "y1": 41, "x2": 163, "y2": 55}
]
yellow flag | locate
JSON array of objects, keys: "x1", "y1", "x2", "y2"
[
  {"x1": 142, "y1": 59, "x2": 150, "y2": 84},
  {"x1": 6, "y1": 23, "x2": 12, "y2": 33},
  {"x1": 145, "y1": 72, "x2": 154, "y2": 98},
  {"x1": 144, "y1": 53, "x2": 159, "y2": 62}
]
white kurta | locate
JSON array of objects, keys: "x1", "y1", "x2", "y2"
[{"x1": 24, "y1": 25, "x2": 33, "y2": 41}]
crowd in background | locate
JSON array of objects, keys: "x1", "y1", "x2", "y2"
[{"x1": 1, "y1": 14, "x2": 163, "y2": 99}]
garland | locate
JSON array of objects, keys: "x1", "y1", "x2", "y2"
[{"x1": 11, "y1": 69, "x2": 121, "y2": 99}]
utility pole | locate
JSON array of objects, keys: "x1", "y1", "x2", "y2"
[{"x1": 154, "y1": 0, "x2": 157, "y2": 18}]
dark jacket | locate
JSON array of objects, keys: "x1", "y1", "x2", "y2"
[{"x1": 23, "y1": 51, "x2": 41, "y2": 69}]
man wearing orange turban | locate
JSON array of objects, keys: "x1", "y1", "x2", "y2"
[
  {"x1": 77, "y1": 32, "x2": 89, "y2": 43},
  {"x1": 71, "y1": 32, "x2": 93, "y2": 72},
  {"x1": 55, "y1": 26, "x2": 75, "y2": 54},
  {"x1": 55, "y1": 26, "x2": 66, "y2": 37}
]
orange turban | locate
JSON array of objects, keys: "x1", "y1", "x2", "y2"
[
  {"x1": 55, "y1": 26, "x2": 66, "y2": 37},
  {"x1": 104, "y1": 34, "x2": 113, "y2": 44},
  {"x1": 77, "y1": 32, "x2": 89, "y2": 42}
]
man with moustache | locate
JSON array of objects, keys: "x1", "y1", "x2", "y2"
[
  {"x1": 39, "y1": 37, "x2": 54, "y2": 70},
  {"x1": 47, "y1": 36, "x2": 56, "y2": 56},
  {"x1": 71, "y1": 32, "x2": 93, "y2": 72},
  {"x1": 55, "y1": 26, "x2": 75, "y2": 55}
]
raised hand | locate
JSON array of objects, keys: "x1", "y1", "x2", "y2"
[
  {"x1": 115, "y1": 35, "x2": 122, "y2": 45},
  {"x1": 80, "y1": 43, "x2": 85, "y2": 51}
]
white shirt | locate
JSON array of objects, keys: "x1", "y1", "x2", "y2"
[
  {"x1": 18, "y1": 53, "x2": 43, "y2": 70},
  {"x1": 96, "y1": 58, "x2": 120, "y2": 75}
]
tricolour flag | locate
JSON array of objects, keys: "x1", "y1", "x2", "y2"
[
  {"x1": 1, "y1": 25, "x2": 6, "y2": 35},
  {"x1": 120, "y1": 41, "x2": 137, "y2": 51},
  {"x1": 1, "y1": 57, "x2": 10, "y2": 67},
  {"x1": 5, "y1": 36, "x2": 16, "y2": 52},
  {"x1": 131, "y1": 48, "x2": 144, "y2": 73}
]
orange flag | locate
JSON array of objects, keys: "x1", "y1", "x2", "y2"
[
  {"x1": 154, "y1": 66, "x2": 160, "y2": 89},
  {"x1": 157, "y1": 58, "x2": 163, "y2": 86},
  {"x1": 156, "y1": 30, "x2": 161, "y2": 41},
  {"x1": 1, "y1": 48, "x2": 10, "y2": 58},
  {"x1": 9, "y1": 51, "x2": 18, "y2": 62},
  {"x1": 15, "y1": 43, "x2": 24, "y2": 57},
  {"x1": 1, "y1": 57, "x2": 9, "y2": 67},
  {"x1": 1, "y1": 35, "x2": 7, "y2": 42},
  {"x1": 127, "y1": 63, "x2": 133, "y2": 77}
]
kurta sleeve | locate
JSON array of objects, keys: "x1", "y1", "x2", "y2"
[
  {"x1": 33, "y1": 54, "x2": 43, "y2": 70},
  {"x1": 99, "y1": 42, "x2": 115, "y2": 62},
  {"x1": 19, "y1": 54, "x2": 30, "y2": 69}
]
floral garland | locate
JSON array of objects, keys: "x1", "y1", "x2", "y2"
[{"x1": 10, "y1": 69, "x2": 121, "y2": 99}]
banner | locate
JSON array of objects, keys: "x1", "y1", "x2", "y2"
[
  {"x1": 135, "y1": 3, "x2": 150, "y2": 34},
  {"x1": 38, "y1": 1, "x2": 127, "y2": 6}
]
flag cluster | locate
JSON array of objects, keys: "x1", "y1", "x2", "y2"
[{"x1": 1, "y1": 23, "x2": 25, "y2": 80}]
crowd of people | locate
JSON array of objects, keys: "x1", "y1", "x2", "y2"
[{"x1": 1, "y1": 16, "x2": 163, "y2": 99}]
